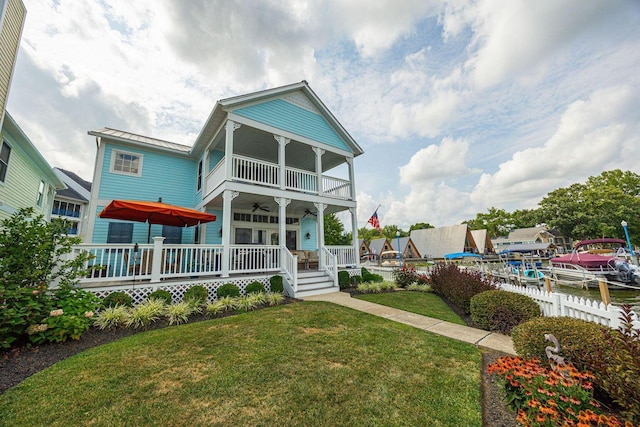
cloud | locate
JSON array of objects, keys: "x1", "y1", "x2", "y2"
[
  {"x1": 399, "y1": 137, "x2": 480, "y2": 184},
  {"x1": 470, "y1": 85, "x2": 640, "y2": 208}
]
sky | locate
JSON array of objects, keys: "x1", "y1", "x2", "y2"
[{"x1": 7, "y1": 0, "x2": 640, "y2": 230}]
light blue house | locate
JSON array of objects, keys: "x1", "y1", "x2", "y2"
[{"x1": 82, "y1": 81, "x2": 363, "y2": 299}]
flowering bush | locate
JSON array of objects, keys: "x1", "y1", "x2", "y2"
[
  {"x1": 393, "y1": 264, "x2": 418, "y2": 288},
  {"x1": 488, "y1": 356, "x2": 637, "y2": 427}
]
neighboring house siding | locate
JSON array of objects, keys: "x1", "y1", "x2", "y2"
[
  {"x1": 234, "y1": 99, "x2": 350, "y2": 153},
  {"x1": 0, "y1": 133, "x2": 53, "y2": 221},
  {"x1": 93, "y1": 143, "x2": 198, "y2": 243},
  {"x1": 0, "y1": 0, "x2": 25, "y2": 127}
]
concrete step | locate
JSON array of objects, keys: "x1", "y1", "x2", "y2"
[
  {"x1": 295, "y1": 285, "x2": 339, "y2": 299},
  {"x1": 298, "y1": 280, "x2": 334, "y2": 291}
]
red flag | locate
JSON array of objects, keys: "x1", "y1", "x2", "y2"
[{"x1": 368, "y1": 211, "x2": 381, "y2": 231}]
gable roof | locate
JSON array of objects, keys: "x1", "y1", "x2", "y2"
[
  {"x1": 470, "y1": 229, "x2": 494, "y2": 254},
  {"x1": 54, "y1": 168, "x2": 92, "y2": 202},
  {"x1": 368, "y1": 237, "x2": 390, "y2": 255},
  {"x1": 192, "y1": 81, "x2": 363, "y2": 158},
  {"x1": 88, "y1": 128, "x2": 191, "y2": 154},
  {"x1": 507, "y1": 226, "x2": 551, "y2": 241},
  {"x1": 410, "y1": 224, "x2": 477, "y2": 259}
]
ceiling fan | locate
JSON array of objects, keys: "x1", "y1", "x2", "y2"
[
  {"x1": 252, "y1": 203, "x2": 270, "y2": 212},
  {"x1": 302, "y1": 209, "x2": 317, "y2": 218}
]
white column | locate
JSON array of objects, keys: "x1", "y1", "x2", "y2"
[
  {"x1": 225, "y1": 120, "x2": 241, "y2": 181},
  {"x1": 346, "y1": 156, "x2": 355, "y2": 201},
  {"x1": 221, "y1": 190, "x2": 239, "y2": 277},
  {"x1": 314, "y1": 202, "x2": 326, "y2": 269},
  {"x1": 274, "y1": 135, "x2": 290, "y2": 190},
  {"x1": 313, "y1": 147, "x2": 324, "y2": 194},
  {"x1": 350, "y1": 206, "x2": 360, "y2": 268},
  {"x1": 274, "y1": 197, "x2": 291, "y2": 250},
  {"x1": 150, "y1": 236, "x2": 165, "y2": 283}
]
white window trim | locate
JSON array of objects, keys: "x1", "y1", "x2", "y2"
[{"x1": 110, "y1": 149, "x2": 143, "y2": 177}]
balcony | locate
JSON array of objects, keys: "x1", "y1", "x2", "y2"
[{"x1": 205, "y1": 155, "x2": 352, "y2": 200}]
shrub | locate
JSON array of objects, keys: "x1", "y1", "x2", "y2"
[
  {"x1": 183, "y1": 285, "x2": 208, "y2": 305},
  {"x1": 361, "y1": 267, "x2": 384, "y2": 283},
  {"x1": 164, "y1": 302, "x2": 195, "y2": 326},
  {"x1": 245, "y1": 281, "x2": 265, "y2": 295},
  {"x1": 590, "y1": 305, "x2": 640, "y2": 423},
  {"x1": 357, "y1": 281, "x2": 396, "y2": 294},
  {"x1": 0, "y1": 287, "x2": 52, "y2": 348},
  {"x1": 269, "y1": 275, "x2": 284, "y2": 294},
  {"x1": 102, "y1": 291, "x2": 133, "y2": 308},
  {"x1": 511, "y1": 316, "x2": 609, "y2": 378},
  {"x1": 470, "y1": 290, "x2": 540, "y2": 334},
  {"x1": 236, "y1": 294, "x2": 265, "y2": 312},
  {"x1": 125, "y1": 298, "x2": 164, "y2": 329},
  {"x1": 406, "y1": 283, "x2": 432, "y2": 292},
  {"x1": 266, "y1": 293, "x2": 285, "y2": 306},
  {"x1": 338, "y1": 271, "x2": 351, "y2": 289},
  {"x1": 216, "y1": 283, "x2": 240, "y2": 298},
  {"x1": 93, "y1": 305, "x2": 130, "y2": 330},
  {"x1": 350, "y1": 275, "x2": 362, "y2": 286},
  {"x1": 429, "y1": 263, "x2": 497, "y2": 314},
  {"x1": 393, "y1": 264, "x2": 418, "y2": 288},
  {"x1": 148, "y1": 289, "x2": 172, "y2": 305}
]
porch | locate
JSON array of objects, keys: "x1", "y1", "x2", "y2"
[{"x1": 72, "y1": 239, "x2": 358, "y2": 298}]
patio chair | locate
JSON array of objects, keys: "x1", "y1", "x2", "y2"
[
  {"x1": 293, "y1": 250, "x2": 308, "y2": 270},
  {"x1": 306, "y1": 250, "x2": 319, "y2": 270}
]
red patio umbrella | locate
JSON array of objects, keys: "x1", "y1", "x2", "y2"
[{"x1": 99, "y1": 199, "x2": 217, "y2": 242}]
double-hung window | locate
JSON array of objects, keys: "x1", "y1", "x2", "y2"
[
  {"x1": 111, "y1": 150, "x2": 142, "y2": 176},
  {"x1": 36, "y1": 181, "x2": 46, "y2": 206}
]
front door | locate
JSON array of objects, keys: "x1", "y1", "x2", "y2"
[{"x1": 286, "y1": 230, "x2": 297, "y2": 251}]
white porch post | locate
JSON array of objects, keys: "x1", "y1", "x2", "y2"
[
  {"x1": 346, "y1": 156, "x2": 355, "y2": 200},
  {"x1": 350, "y1": 206, "x2": 360, "y2": 268},
  {"x1": 275, "y1": 197, "x2": 291, "y2": 250},
  {"x1": 150, "y1": 236, "x2": 165, "y2": 283},
  {"x1": 225, "y1": 120, "x2": 241, "y2": 181},
  {"x1": 314, "y1": 202, "x2": 326, "y2": 269},
  {"x1": 274, "y1": 135, "x2": 290, "y2": 190},
  {"x1": 313, "y1": 147, "x2": 324, "y2": 194},
  {"x1": 221, "y1": 190, "x2": 238, "y2": 277}
]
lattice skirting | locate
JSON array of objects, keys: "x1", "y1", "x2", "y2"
[{"x1": 87, "y1": 275, "x2": 275, "y2": 306}]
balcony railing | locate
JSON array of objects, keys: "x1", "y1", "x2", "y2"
[{"x1": 205, "y1": 155, "x2": 352, "y2": 200}]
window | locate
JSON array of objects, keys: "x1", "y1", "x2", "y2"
[
  {"x1": 36, "y1": 181, "x2": 45, "y2": 207},
  {"x1": 235, "y1": 228, "x2": 252, "y2": 244},
  {"x1": 107, "y1": 223, "x2": 133, "y2": 243},
  {"x1": 162, "y1": 225, "x2": 183, "y2": 244},
  {"x1": 197, "y1": 160, "x2": 203, "y2": 191},
  {"x1": 110, "y1": 150, "x2": 142, "y2": 176},
  {"x1": 0, "y1": 141, "x2": 11, "y2": 183}
]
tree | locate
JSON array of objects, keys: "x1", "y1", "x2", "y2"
[
  {"x1": 464, "y1": 207, "x2": 514, "y2": 238},
  {"x1": 381, "y1": 225, "x2": 408, "y2": 239},
  {"x1": 511, "y1": 209, "x2": 541, "y2": 229},
  {"x1": 358, "y1": 227, "x2": 383, "y2": 243},
  {"x1": 323, "y1": 213, "x2": 351, "y2": 245},
  {"x1": 537, "y1": 170, "x2": 640, "y2": 244},
  {"x1": 409, "y1": 222, "x2": 434, "y2": 232}
]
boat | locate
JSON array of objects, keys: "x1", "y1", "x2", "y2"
[{"x1": 548, "y1": 238, "x2": 640, "y2": 289}]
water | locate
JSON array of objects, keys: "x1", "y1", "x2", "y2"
[{"x1": 553, "y1": 282, "x2": 640, "y2": 311}]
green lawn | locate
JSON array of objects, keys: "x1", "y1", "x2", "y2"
[
  {"x1": 354, "y1": 291, "x2": 467, "y2": 325},
  {"x1": 0, "y1": 302, "x2": 481, "y2": 426}
]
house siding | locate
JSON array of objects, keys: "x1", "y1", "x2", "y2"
[
  {"x1": 300, "y1": 216, "x2": 317, "y2": 250},
  {"x1": 208, "y1": 149, "x2": 224, "y2": 172},
  {"x1": 234, "y1": 99, "x2": 351, "y2": 153},
  {"x1": 0, "y1": 131, "x2": 54, "y2": 221},
  {"x1": 0, "y1": 0, "x2": 25, "y2": 127},
  {"x1": 93, "y1": 143, "x2": 199, "y2": 243}
]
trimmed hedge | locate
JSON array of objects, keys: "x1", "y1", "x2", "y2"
[
  {"x1": 183, "y1": 285, "x2": 208, "y2": 304},
  {"x1": 148, "y1": 289, "x2": 172, "y2": 305},
  {"x1": 338, "y1": 271, "x2": 350, "y2": 289},
  {"x1": 245, "y1": 281, "x2": 266, "y2": 295},
  {"x1": 216, "y1": 283, "x2": 240, "y2": 298},
  {"x1": 429, "y1": 263, "x2": 497, "y2": 314},
  {"x1": 361, "y1": 267, "x2": 383, "y2": 283},
  {"x1": 511, "y1": 316, "x2": 609, "y2": 374},
  {"x1": 102, "y1": 291, "x2": 133, "y2": 308},
  {"x1": 470, "y1": 290, "x2": 541, "y2": 334},
  {"x1": 269, "y1": 275, "x2": 284, "y2": 294}
]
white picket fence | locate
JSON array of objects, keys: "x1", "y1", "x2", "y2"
[{"x1": 499, "y1": 283, "x2": 639, "y2": 330}]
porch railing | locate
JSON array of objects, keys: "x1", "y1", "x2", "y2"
[
  {"x1": 228, "y1": 245, "x2": 280, "y2": 274},
  {"x1": 320, "y1": 247, "x2": 338, "y2": 288},
  {"x1": 205, "y1": 154, "x2": 352, "y2": 200},
  {"x1": 281, "y1": 246, "x2": 298, "y2": 294},
  {"x1": 326, "y1": 245, "x2": 357, "y2": 267}
]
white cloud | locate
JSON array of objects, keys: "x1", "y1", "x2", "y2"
[
  {"x1": 399, "y1": 137, "x2": 480, "y2": 184},
  {"x1": 470, "y1": 85, "x2": 640, "y2": 208}
]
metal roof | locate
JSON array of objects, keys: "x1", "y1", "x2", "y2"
[
  {"x1": 410, "y1": 224, "x2": 476, "y2": 259},
  {"x1": 88, "y1": 128, "x2": 192, "y2": 154}
]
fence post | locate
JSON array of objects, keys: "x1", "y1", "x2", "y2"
[
  {"x1": 544, "y1": 277, "x2": 552, "y2": 293},
  {"x1": 598, "y1": 280, "x2": 611, "y2": 306},
  {"x1": 151, "y1": 237, "x2": 165, "y2": 283}
]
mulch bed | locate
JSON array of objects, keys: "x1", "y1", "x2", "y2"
[{"x1": 0, "y1": 294, "x2": 517, "y2": 426}]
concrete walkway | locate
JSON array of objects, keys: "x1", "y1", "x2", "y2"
[{"x1": 303, "y1": 291, "x2": 516, "y2": 355}]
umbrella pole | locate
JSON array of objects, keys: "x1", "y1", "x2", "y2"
[{"x1": 147, "y1": 222, "x2": 151, "y2": 244}]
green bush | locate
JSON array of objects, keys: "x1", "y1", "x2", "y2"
[
  {"x1": 470, "y1": 290, "x2": 541, "y2": 334},
  {"x1": 269, "y1": 275, "x2": 284, "y2": 294},
  {"x1": 216, "y1": 283, "x2": 240, "y2": 298},
  {"x1": 361, "y1": 267, "x2": 383, "y2": 283},
  {"x1": 245, "y1": 281, "x2": 265, "y2": 295},
  {"x1": 511, "y1": 316, "x2": 609, "y2": 375},
  {"x1": 589, "y1": 305, "x2": 640, "y2": 423},
  {"x1": 164, "y1": 302, "x2": 195, "y2": 326},
  {"x1": 350, "y1": 275, "x2": 362, "y2": 286},
  {"x1": 392, "y1": 264, "x2": 417, "y2": 288},
  {"x1": 183, "y1": 285, "x2": 208, "y2": 305},
  {"x1": 102, "y1": 291, "x2": 133, "y2": 308},
  {"x1": 429, "y1": 263, "x2": 497, "y2": 314},
  {"x1": 148, "y1": 289, "x2": 172, "y2": 305},
  {"x1": 125, "y1": 298, "x2": 164, "y2": 329},
  {"x1": 93, "y1": 305, "x2": 130, "y2": 330},
  {"x1": 338, "y1": 271, "x2": 350, "y2": 289}
]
